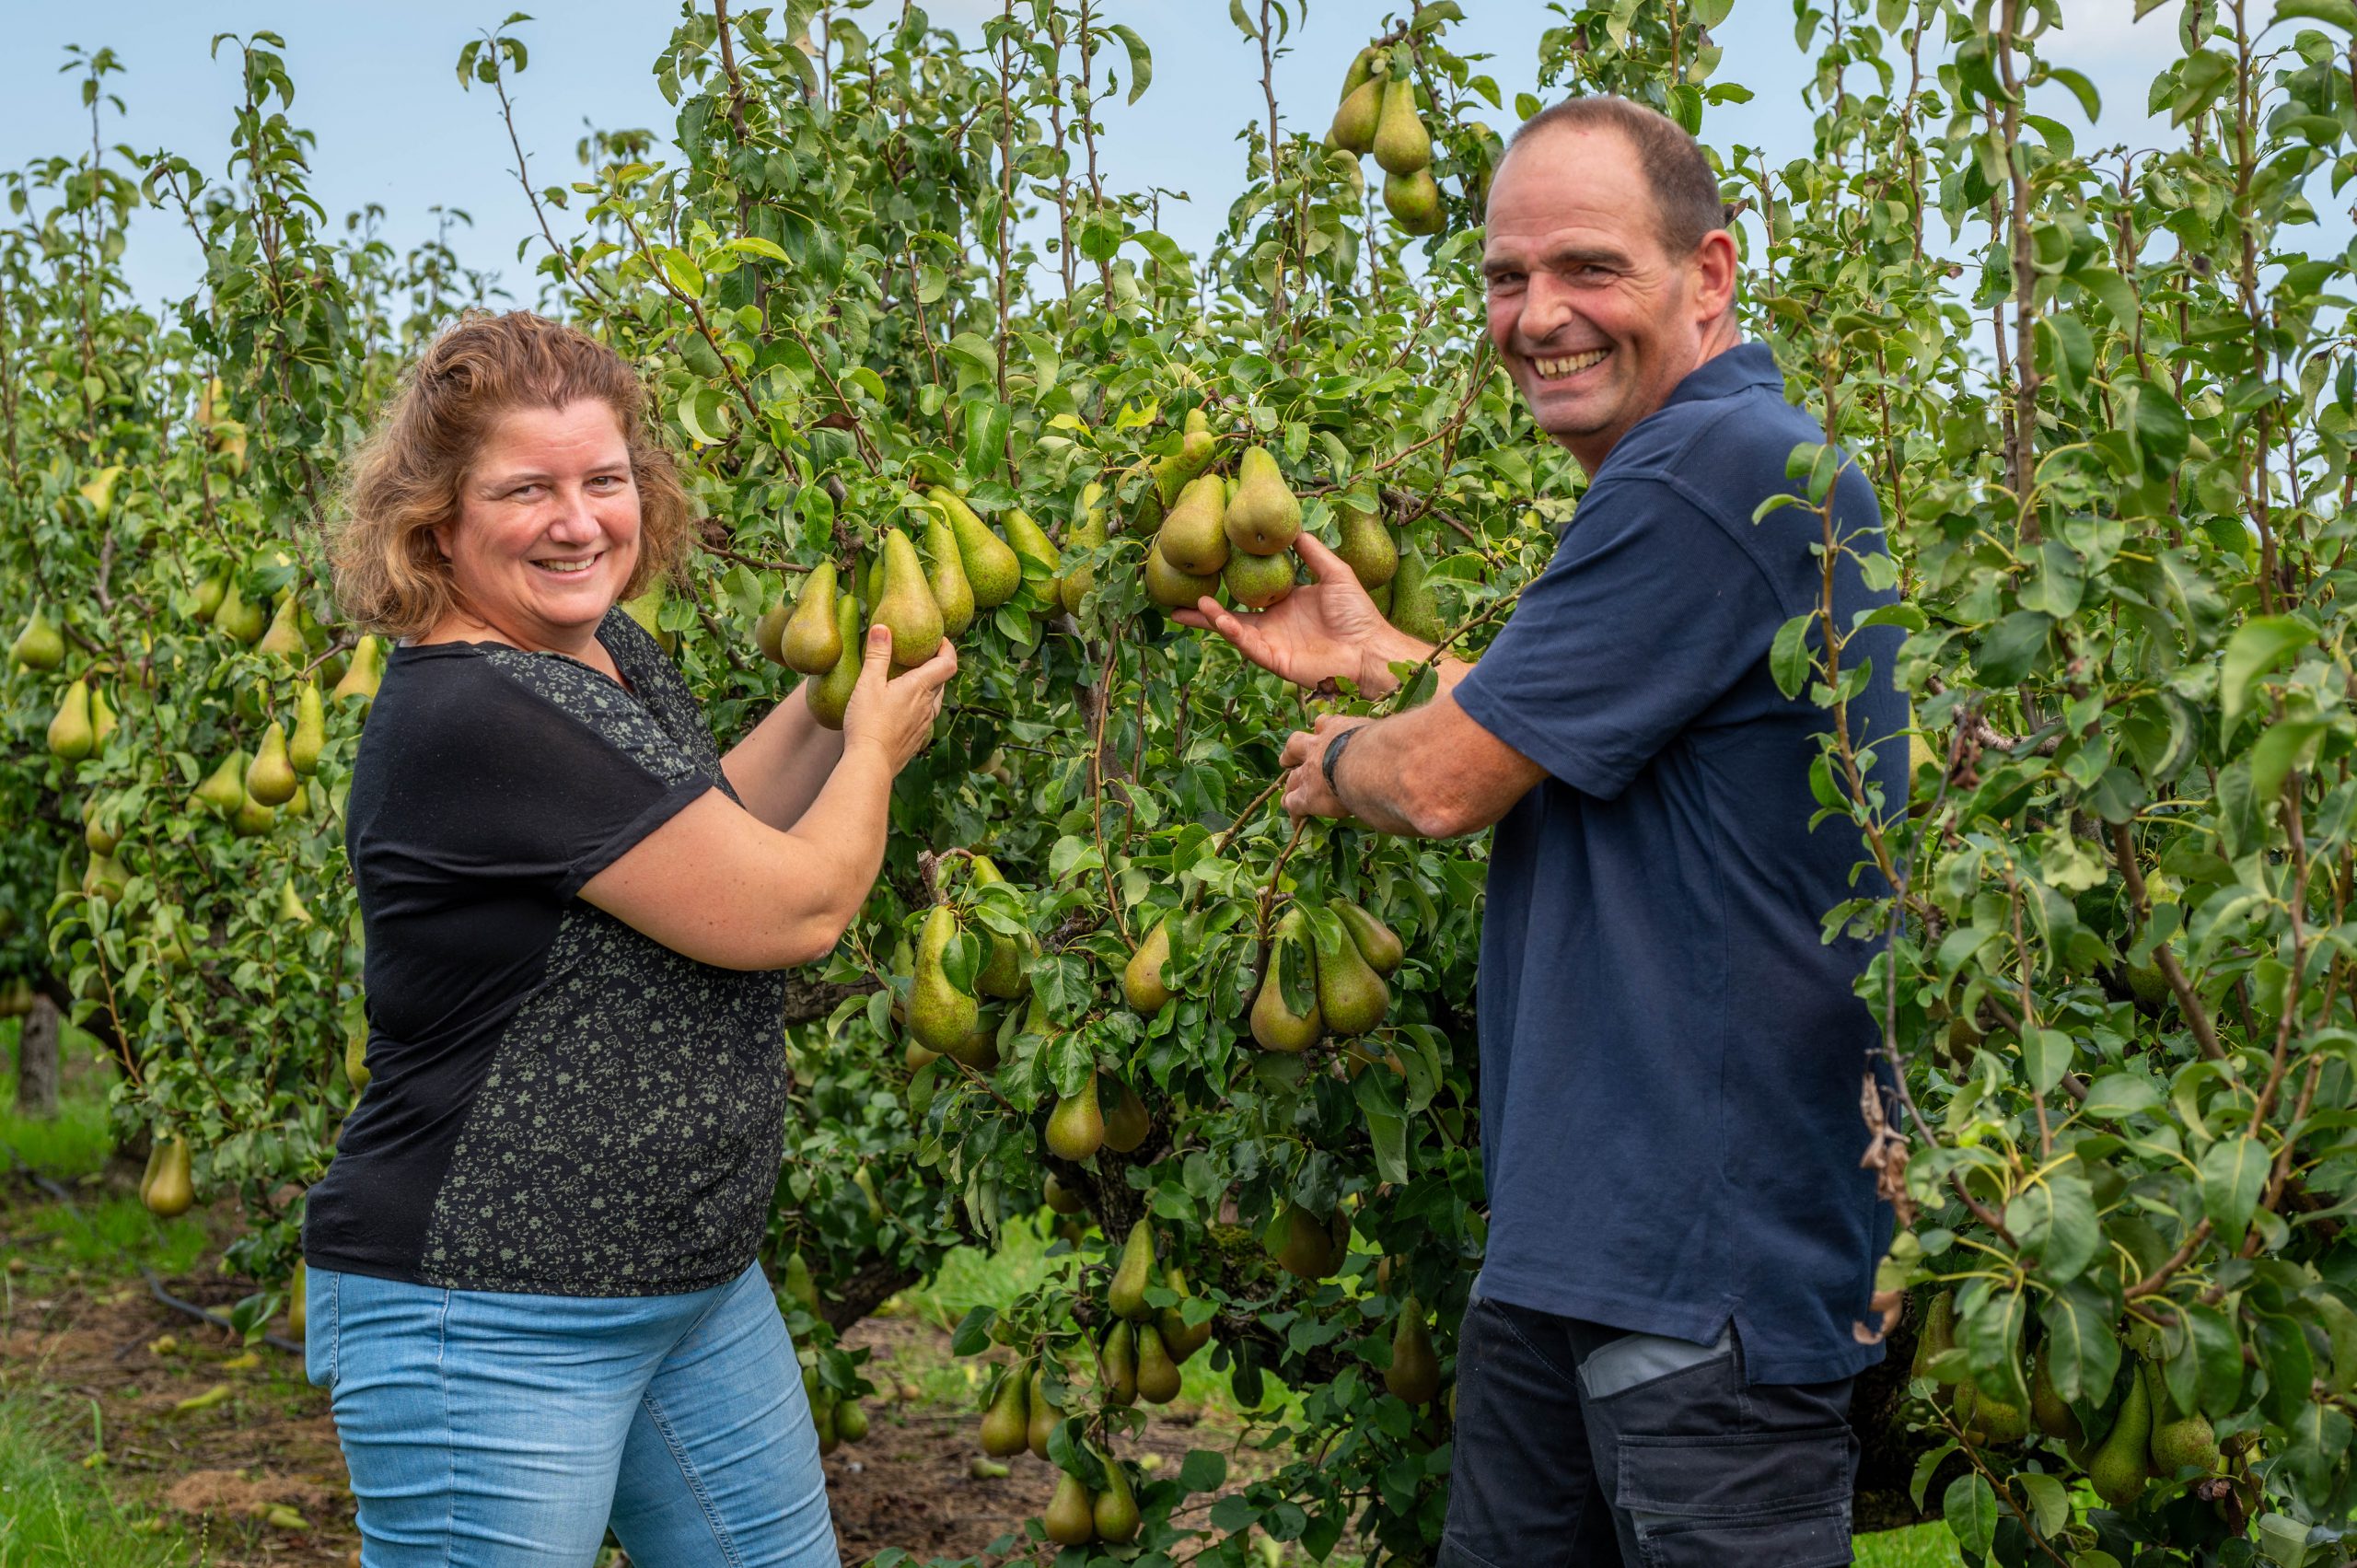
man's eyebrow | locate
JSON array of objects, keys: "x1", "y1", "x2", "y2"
[{"x1": 1482, "y1": 243, "x2": 1631, "y2": 277}]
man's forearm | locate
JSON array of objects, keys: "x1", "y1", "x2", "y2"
[{"x1": 1329, "y1": 709, "x2": 1449, "y2": 837}]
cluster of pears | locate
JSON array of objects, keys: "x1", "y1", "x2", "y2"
[
  {"x1": 1913, "y1": 1292, "x2": 2218, "y2": 1509},
  {"x1": 139, "y1": 1136, "x2": 195, "y2": 1218},
  {"x1": 192, "y1": 679, "x2": 332, "y2": 838},
  {"x1": 976, "y1": 1355, "x2": 1141, "y2": 1544},
  {"x1": 1326, "y1": 44, "x2": 1442, "y2": 235},
  {"x1": 1330, "y1": 494, "x2": 1445, "y2": 645},
  {"x1": 900, "y1": 858, "x2": 1040, "y2": 1067},
  {"x1": 1100, "y1": 1220, "x2": 1215, "y2": 1407},
  {"x1": 1146, "y1": 437, "x2": 1310, "y2": 614},
  {"x1": 44, "y1": 673, "x2": 118, "y2": 764},
  {"x1": 1248, "y1": 899, "x2": 1402, "y2": 1053},
  {"x1": 804, "y1": 1362, "x2": 870, "y2": 1455},
  {"x1": 755, "y1": 489, "x2": 1062, "y2": 725}
]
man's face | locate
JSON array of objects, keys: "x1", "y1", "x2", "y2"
[{"x1": 1483, "y1": 125, "x2": 1728, "y2": 472}]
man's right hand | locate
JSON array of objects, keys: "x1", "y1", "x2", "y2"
[{"x1": 1176, "y1": 533, "x2": 1430, "y2": 696}]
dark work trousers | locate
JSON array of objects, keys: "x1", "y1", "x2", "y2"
[{"x1": 1439, "y1": 1291, "x2": 1860, "y2": 1567}]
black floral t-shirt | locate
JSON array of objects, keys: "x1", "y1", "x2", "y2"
[{"x1": 303, "y1": 608, "x2": 789, "y2": 1296}]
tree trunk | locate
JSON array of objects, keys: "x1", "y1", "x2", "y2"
[{"x1": 15, "y1": 993, "x2": 59, "y2": 1120}]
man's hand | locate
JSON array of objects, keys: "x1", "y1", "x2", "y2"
[
  {"x1": 1279, "y1": 714, "x2": 1368, "y2": 820},
  {"x1": 1177, "y1": 534, "x2": 1427, "y2": 696}
]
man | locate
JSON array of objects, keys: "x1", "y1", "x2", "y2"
[{"x1": 1181, "y1": 98, "x2": 1906, "y2": 1564}]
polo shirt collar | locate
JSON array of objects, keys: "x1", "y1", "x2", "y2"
[{"x1": 1663, "y1": 341, "x2": 1781, "y2": 409}]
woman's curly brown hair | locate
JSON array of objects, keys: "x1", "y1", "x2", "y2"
[{"x1": 331, "y1": 310, "x2": 692, "y2": 639}]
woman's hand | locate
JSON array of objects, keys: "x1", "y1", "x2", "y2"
[
  {"x1": 842, "y1": 625, "x2": 958, "y2": 772},
  {"x1": 1175, "y1": 533, "x2": 1428, "y2": 696}
]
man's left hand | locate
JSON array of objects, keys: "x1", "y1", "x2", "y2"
[{"x1": 1279, "y1": 714, "x2": 1368, "y2": 820}]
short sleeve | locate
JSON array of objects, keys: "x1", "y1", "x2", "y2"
[
  {"x1": 1453, "y1": 478, "x2": 1782, "y2": 801},
  {"x1": 369, "y1": 652, "x2": 714, "y2": 900}
]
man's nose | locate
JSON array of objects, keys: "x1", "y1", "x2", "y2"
[{"x1": 1518, "y1": 273, "x2": 1579, "y2": 343}]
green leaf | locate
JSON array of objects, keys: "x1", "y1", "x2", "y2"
[
  {"x1": 1365, "y1": 1110, "x2": 1409, "y2": 1185},
  {"x1": 2277, "y1": 0, "x2": 2357, "y2": 29},
  {"x1": 2179, "y1": 1300, "x2": 2245, "y2": 1417},
  {"x1": 2081, "y1": 1073, "x2": 2163, "y2": 1119},
  {"x1": 2248, "y1": 717, "x2": 2327, "y2": 800},
  {"x1": 1964, "y1": 1283, "x2": 2029, "y2": 1404},
  {"x1": 2016, "y1": 1471, "x2": 2070, "y2": 1538},
  {"x1": 2038, "y1": 1283, "x2": 2120, "y2": 1404},
  {"x1": 1769, "y1": 612, "x2": 1816, "y2": 699},
  {"x1": 1106, "y1": 23, "x2": 1153, "y2": 104},
  {"x1": 2220, "y1": 614, "x2": 2317, "y2": 731},
  {"x1": 2020, "y1": 1027, "x2": 2075, "y2": 1095},
  {"x1": 1973, "y1": 610, "x2": 2053, "y2": 685},
  {"x1": 1943, "y1": 1473, "x2": 1998, "y2": 1557},
  {"x1": 2043, "y1": 64, "x2": 2101, "y2": 120},
  {"x1": 2199, "y1": 1135, "x2": 2270, "y2": 1248},
  {"x1": 656, "y1": 246, "x2": 705, "y2": 299},
  {"x1": 2005, "y1": 1163, "x2": 2100, "y2": 1281},
  {"x1": 1178, "y1": 1449, "x2": 1227, "y2": 1492}
]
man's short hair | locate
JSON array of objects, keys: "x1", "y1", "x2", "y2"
[{"x1": 1508, "y1": 98, "x2": 1729, "y2": 257}]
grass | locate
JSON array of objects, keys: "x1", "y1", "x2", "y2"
[
  {"x1": 1857, "y1": 1522, "x2": 1964, "y2": 1566},
  {"x1": 0, "y1": 1393, "x2": 188, "y2": 1568}
]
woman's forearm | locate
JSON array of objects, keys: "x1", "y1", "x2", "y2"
[
  {"x1": 778, "y1": 736, "x2": 898, "y2": 938},
  {"x1": 722, "y1": 683, "x2": 847, "y2": 830}
]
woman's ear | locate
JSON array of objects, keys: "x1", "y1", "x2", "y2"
[{"x1": 430, "y1": 519, "x2": 456, "y2": 562}]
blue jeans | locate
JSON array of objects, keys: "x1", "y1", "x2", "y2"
[{"x1": 306, "y1": 1260, "x2": 837, "y2": 1568}]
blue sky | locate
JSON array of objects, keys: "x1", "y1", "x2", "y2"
[{"x1": 0, "y1": 1, "x2": 2186, "y2": 319}]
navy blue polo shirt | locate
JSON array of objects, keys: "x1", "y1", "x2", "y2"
[{"x1": 1452, "y1": 342, "x2": 1905, "y2": 1385}]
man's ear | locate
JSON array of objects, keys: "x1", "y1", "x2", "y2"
[{"x1": 1693, "y1": 228, "x2": 1740, "y2": 323}]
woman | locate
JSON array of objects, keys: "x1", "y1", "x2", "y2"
[{"x1": 306, "y1": 310, "x2": 952, "y2": 1567}]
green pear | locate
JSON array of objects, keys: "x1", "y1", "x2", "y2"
[
  {"x1": 190, "y1": 575, "x2": 227, "y2": 621},
  {"x1": 2028, "y1": 1346, "x2": 2079, "y2": 1443},
  {"x1": 876, "y1": 528, "x2": 946, "y2": 668},
  {"x1": 946, "y1": 1007, "x2": 1004, "y2": 1070},
  {"x1": 1145, "y1": 540, "x2": 1222, "y2": 610},
  {"x1": 1338, "y1": 43, "x2": 1379, "y2": 99},
  {"x1": 345, "y1": 1024, "x2": 370, "y2": 1091},
  {"x1": 1093, "y1": 1453, "x2": 1142, "y2": 1542},
  {"x1": 755, "y1": 595, "x2": 790, "y2": 666},
  {"x1": 11, "y1": 605, "x2": 63, "y2": 670},
  {"x1": 1044, "y1": 1174, "x2": 1086, "y2": 1215},
  {"x1": 1224, "y1": 548, "x2": 1297, "y2": 610},
  {"x1": 813, "y1": 1390, "x2": 840, "y2": 1455},
  {"x1": 1334, "y1": 501, "x2": 1399, "y2": 589},
  {"x1": 1384, "y1": 168, "x2": 1444, "y2": 235},
  {"x1": 257, "y1": 593, "x2": 307, "y2": 660},
  {"x1": 1387, "y1": 1296, "x2": 1442, "y2": 1404},
  {"x1": 1046, "y1": 1074, "x2": 1105, "y2": 1161},
  {"x1": 46, "y1": 679, "x2": 94, "y2": 761},
  {"x1": 979, "y1": 1362, "x2": 1031, "y2": 1457},
  {"x1": 77, "y1": 465, "x2": 122, "y2": 520},
  {"x1": 1123, "y1": 918, "x2": 1174, "y2": 1014},
  {"x1": 196, "y1": 750, "x2": 250, "y2": 816},
  {"x1": 1315, "y1": 902, "x2": 1390, "y2": 1036},
  {"x1": 1044, "y1": 1469, "x2": 1096, "y2": 1546},
  {"x1": 1333, "y1": 900, "x2": 1404, "y2": 976},
  {"x1": 1135, "y1": 1323, "x2": 1181, "y2": 1405},
  {"x1": 834, "y1": 1400, "x2": 869, "y2": 1443},
  {"x1": 1101, "y1": 1321, "x2": 1139, "y2": 1405},
  {"x1": 968, "y1": 856, "x2": 1030, "y2": 999},
  {"x1": 1157, "y1": 1267, "x2": 1214, "y2": 1364},
  {"x1": 2145, "y1": 1357, "x2": 2218, "y2": 1472},
  {"x1": 1225, "y1": 447, "x2": 1302, "y2": 555},
  {"x1": 333, "y1": 635, "x2": 385, "y2": 707},
  {"x1": 1151, "y1": 410, "x2": 1219, "y2": 507},
  {"x1": 1100, "y1": 1074, "x2": 1150, "y2": 1153},
  {"x1": 782, "y1": 562, "x2": 845, "y2": 675},
  {"x1": 83, "y1": 852, "x2": 129, "y2": 904},
  {"x1": 930, "y1": 488, "x2": 1022, "y2": 610},
  {"x1": 1060, "y1": 483, "x2": 1107, "y2": 617},
  {"x1": 138, "y1": 1141, "x2": 165, "y2": 1207},
  {"x1": 214, "y1": 581, "x2": 267, "y2": 645},
  {"x1": 923, "y1": 509, "x2": 977, "y2": 640},
  {"x1": 289, "y1": 681, "x2": 327, "y2": 774},
  {"x1": 246, "y1": 722, "x2": 299, "y2": 807},
  {"x1": 1109, "y1": 1219, "x2": 1156, "y2": 1321},
  {"x1": 1267, "y1": 1201, "x2": 1344, "y2": 1281},
  {"x1": 1251, "y1": 908, "x2": 1325, "y2": 1052},
  {"x1": 88, "y1": 685, "x2": 116, "y2": 749},
  {"x1": 2088, "y1": 1363, "x2": 2154, "y2": 1508},
  {"x1": 278, "y1": 880, "x2": 314, "y2": 928},
  {"x1": 145, "y1": 1139, "x2": 194, "y2": 1217},
  {"x1": 805, "y1": 598, "x2": 864, "y2": 730},
  {"x1": 783, "y1": 1250, "x2": 821, "y2": 1314},
  {"x1": 232, "y1": 793, "x2": 277, "y2": 838},
  {"x1": 1157, "y1": 473, "x2": 1230, "y2": 575},
  {"x1": 1387, "y1": 544, "x2": 1444, "y2": 643},
  {"x1": 83, "y1": 799, "x2": 121, "y2": 856},
  {"x1": 1003, "y1": 507, "x2": 1062, "y2": 606},
  {"x1": 1328, "y1": 75, "x2": 1382, "y2": 155},
  {"x1": 1373, "y1": 75, "x2": 1432, "y2": 175},
  {"x1": 1027, "y1": 1365, "x2": 1062, "y2": 1458},
  {"x1": 909, "y1": 904, "x2": 979, "y2": 1053}
]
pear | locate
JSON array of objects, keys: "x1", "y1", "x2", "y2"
[
  {"x1": 77, "y1": 465, "x2": 122, "y2": 520},
  {"x1": 285, "y1": 780, "x2": 312, "y2": 819},
  {"x1": 232, "y1": 794, "x2": 277, "y2": 838},
  {"x1": 1101, "y1": 1074, "x2": 1150, "y2": 1153},
  {"x1": 876, "y1": 528, "x2": 947, "y2": 668},
  {"x1": 1027, "y1": 1365, "x2": 1062, "y2": 1459},
  {"x1": 2088, "y1": 1364, "x2": 2154, "y2": 1508},
  {"x1": 2150, "y1": 1407, "x2": 2219, "y2": 1473},
  {"x1": 1911, "y1": 1290, "x2": 1963, "y2": 1384},
  {"x1": 806, "y1": 598, "x2": 865, "y2": 730},
  {"x1": 2028, "y1": 1346, "x2": 2079, "y2": 1443},
  {"x1": 257, "y1": 593, "x2": 307, "y2": 660},
  {"x1": 138, "y1": 1141, "x2": 165, "y2": 1207},
  {"x1": 1044, "y1": 1470, "x2": 1097, "y2": 1546},
  {"x1": 84, "y1": 801, "x2": 121, "y2": 856},
  {"x1": 11, "y1": 605, "x2": 64, "y2": 670},
  {"x1": 755, "y1": 596, "x2": 791, "y2": 666},
  {"x1": 968, "y1": 857, "x2": 1030, "y2": 999},
  {"x1": 1109, "y1": 1219, "x2": 1156, "y2": 1321},
  {"x1": 87, "y1": 685, "x2": 116, "y2": 750},
  {"x1": 782, "y1": 562, "x2": 845, "y2": 675},
  {"x1": 930, "y1": 488, "x2": 1022, "y2": 610},
  {"x1": 196, "y1": 750, "x2": 250, "y2": 817},
  {"x1": 923, "y1": 510, "x2": 978, "y2": 640},
  {"x1": 909, "y1": 904, "x2": 979, "y2": 1054},
  {"x1": 1224, "y1": 549, "x2": 1297, "y2": 610},
  {"x1": 145, "y1": 1138, "x2": 194, "y2": 1217},
  {"x1": 1387, "y1": 1296, "x2": 1443, "y2": 1404},
  {"x1": 190, "y1": 575, "x2": 226, "y2": 622},
  {"x1": 1338, "y1": 43, "x2": 1379, "y2": 99},
  {"x1": 333, "y1": 635, "x2": 385, "y2": 707},
  {"x1": 46, "y1": 679, "x2": 94, "y2": 761},
  {"x1": 1334, "y1": 501, "x2": 1399, "y2": 589},
  {"x1": 1003, "y1": 507, "x2": 1062, "y2": 606},
  {"x1": 834, "y1": 1400, "x2": 869, "y2": 1443},
  {"x1": 1373, "y1": 76, "x2": 1432, "y2": 175},
  {"x1": 1315, "y1": 902, "x2": 1390, "y2": 1036},
  {"x1": 1151, "y1": 411, "x2": 1219, "y2": 507},
  {"x1": 1060, "y1": 484, "x2": 1107, "y2": 617},
  {"x1": 813, "y1": 1391, "x2": 841, "y2": 1454},
  {"x1": 1044, "y1": 1174, "x2": 1086, "y2": 1215},
  {"x1": 1123, "y1": 918, "x2": 1175, "y2": 1014},
  {"x1": 287, "y1": 1261, "x2": 308, "y2": 1340},
  {"x1": 1094, "y1": 1455, "x2": 1142, "y2": 1543},
  {"x1": 1157, "y1": 1267, "x2": 1214, "y2": 1364},
  {"x1": 1328, "y1": 75, "x2": 1382, "y2": 155},
  {"x1": 1369, "y1": 580, "x2": 1393, "y2": 616},
  {"x1": 1333, "y1": 900, "x2": 1405, "y2": 976},
  {"x1": 1970, "y1": 1391, "x2": 2030, "y2": 1445},
  {"x1": 1268, "y1": 1202, "x2": 1344, "y2": 1281},
  {"x1": 83, "y1": 852, "x2": 129, "y2": 903},
  {"x1": 1251, "y1": 909, "x2": 1325, "y2": 1053},
  {"x1": 1225, "y1": 447, "x2": 1302, "y2": 555},
  {"x1": 246, "y1": 723, "x2": 299, "y2": 807},
  {"x1": 1387, "y1": 544, "x2": 1444, "y2": 643},
  {"x1": 288, "y1": 681, "x2": 327, "y2": 775},
  {"x1": 1384, "y1": 168, "x2": 1445, "y2": 236},
  {"x1": 980, "y1": 1363, "x2": 1032, "y2": 1457},
  {"x1": 214, "y1": 581, "x2": 266, "y2": 645},
  {"x1": 946, "y1": 1008, "x2": 1004, "y2": 1070},
  {"x1": 1157, "y1": 474, "x2": 1231, "y2": 575},
  {"x1": 277, "y1": 881, "x2": 314, "y2": 928},
  {"x1": 1045, "y1": 1074, "x2": 1106, "y2": 1161},
  {"x1": 1101, "y1": 1321, "x2": 1139, "y2": 1405},
  {"x1": 1145, "y1": 540, "x2": 1222, "y2": 610},
  {"x1": 1135, "y1": 1324, "x2": 1182, "y2": 1405},
  {"x1": 345, "y1": 1025, "x2": 371, "y2": 1091}
]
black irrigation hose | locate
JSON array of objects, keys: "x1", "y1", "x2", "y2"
[{"x1": 5, "y1": 1149, "x2": 303, "y2": 1355}]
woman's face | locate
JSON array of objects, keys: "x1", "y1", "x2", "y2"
[{"x1": 435, "y1": 399, "x2": 642, "y2": 646}]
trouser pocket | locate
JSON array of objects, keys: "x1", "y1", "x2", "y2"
[
  {"x1": 301, "y1": 1266, "x2": 338, "y2": 1391},
  {"x1": 1614, "y1": 1425, "x2": 1855, "y2": 1568}
]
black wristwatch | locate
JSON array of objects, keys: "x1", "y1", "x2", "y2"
[{"x1": 1321, "y1": 724, "x2": 1363, "y2": 801}]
